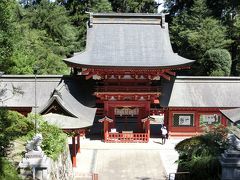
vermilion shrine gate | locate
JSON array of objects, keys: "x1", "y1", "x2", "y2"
[{"x1": 64, "y1": 13, "x2": 194, "y2": 143}]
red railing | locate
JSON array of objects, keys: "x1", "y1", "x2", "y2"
[{"x1": 107, "y1": 132, "x2": 148, "y2": 143}]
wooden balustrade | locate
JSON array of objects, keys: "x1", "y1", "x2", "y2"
[{"x1": 107, "y1": 132, "x2": 148, "y2": 143}]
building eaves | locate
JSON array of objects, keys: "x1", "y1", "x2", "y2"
[
  {"x1": 220, "y1": 108, "x2": 240, "y2": 123},
  {"x1": 160, "y1": 76, "x2": 240, "y2": 108}
]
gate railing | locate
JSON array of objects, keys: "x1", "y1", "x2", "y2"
[{"x1": 107, "y1": 132, "x2": 148, "y2": 143}]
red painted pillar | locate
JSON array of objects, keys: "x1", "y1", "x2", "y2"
[
  {"x1": 104, "y1": 120, "x2": 109, "y2": 142},
  {"x1": 104, "y1": 101, "x2": 109, "y2": 116},
  {"x1": 222, "y1": 115, "x2": 227, "y2": 126},
  {"x1": 72, "y1": 136, "x2": 76, "y2": 167},
  {"x1": 195, "y1": 112, "x2": 200, "y2": 134},
  {"x1": 168, "y1": 110, "x2": 173, "y2": 138},
  {"x1": 109, "y1": 108, "x2": 115, "y2": 129},
  {"x1": 146, "y1": 119, "x2": 150, "y2": 142},
  {"x1": 77, "y1": 135, "x2": 80, "y2": 153},
  {"x1": 145, "y1": 102, "x2": 150, "y2": 116},
  {"x1": 137, "y1": 108, "x2": 142, "y2": 131}
]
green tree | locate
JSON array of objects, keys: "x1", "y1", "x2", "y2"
[
  {"x1": 170, "y1": 0, "x2": 231, "y2": 75},
  {"x1": 23, "y1": 0, "x2": 77, "y2": 56},
  {"x1": 109, "y1": 0, "x2": 157, "y2": 13},
  {"x1": 206, "y1": 0, "x2": 240, "y2": 18},
  {"x1": 228, "y1": 15, "x2": 240, "y2": 76},
  {"x1": 0, "y1": 0, "x2": 17, "y2": 73},
  {"x1": 92, "y1": 0, "x2": 112, "y2": 13},
  {"x1": 175, "y1": 124, "x2": 228, "y2": 180},
  {"x1": 8, "y1": 0, "x2": 77, "y2": 74},
  {"x1": 201, "y1": 49, "x2": 232, "y2": 76},
  {"x1": 0, "y1": 109, "x2": 33, "y2": 156},
  {"x1": 38, "y1": 120, "x2": 67, "y2": 160},
  {"x1": 57, "y1": 0, "x2": 112, "y2": 51},
  {"x1": 0, "y1": 158, "x2": 22, "y2": 180}
]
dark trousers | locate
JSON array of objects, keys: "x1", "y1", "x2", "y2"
[{"x1": 162, "y1": 135, "x2": 166, "y2": 144}]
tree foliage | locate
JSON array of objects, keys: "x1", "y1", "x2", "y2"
[
  {"x1": 109, "y1": 0, "x2": 157, "y2": 13},
  {"x1": 201, "y1": 49, "x2": 232, "y2": 76},
  {"x1": 0, "y1": 0, "x2": 16, "y2": 73},
  {"x1": 38, "y1": 120, "x2": 67, "y2": 160},
  {"x1": 175, "y1": 124, "x2": 228, "y2": 180},
  {"x1": 169, "y1": 0, "x2": 231, "y2": 75},
  {"x1": 0, "y1": 158, "x2": 22, "y2": 180},
  {"x1": 1, "y1": 0, "x2": 240, "y2": 76},
  {"x1": 0, "y1": 109, "x2": 34, "y2": 156}
]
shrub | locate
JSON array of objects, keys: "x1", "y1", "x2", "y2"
[
  {"x1": 0, "y1": 158, "x2": 22, "y2": 180},
  {"x1": 38, "y1": 121, "x2": 67, "y2": 160},
  {"x1": 0, "y1": 109, "x2": 34, "y2": 156},
  {"x1": 175, "y1": 124, "x2": 228, "y2": 180},
  {"x1": 201, "y1": 48, "x2": 231, "y2": 76}
]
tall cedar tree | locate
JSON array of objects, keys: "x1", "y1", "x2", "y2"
[
  {"x1": 0, "y1": 0, "x2": 16, "y2": 73},
  {"x1": 169, "y1": 0, "x2": 231, "y2": 75}
]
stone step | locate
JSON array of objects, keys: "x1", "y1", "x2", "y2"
[{"x1": 223, "y1": 150, "x2": 240, "y2": 158}]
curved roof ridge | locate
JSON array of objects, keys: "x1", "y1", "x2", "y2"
[
  {"x1": 64, "y1": 13, "x2": 194, "y2": 69},
  {"x1": 92, "y1": 13, "x2": 164, "y2": 17},
  {"x1": 37, "y1": 94, "x2": 77, "y2": 118},
  {"x1": 38, "y1": 83, "x2": 96, "y2": 124},
  {"x1": 42, "y1": 113, "x2": 93, "y2": 129}
]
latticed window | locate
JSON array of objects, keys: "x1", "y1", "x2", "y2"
[
  {"x1": 199, "y1": 114, "x2": 221, "y2": 125},
  {"x1": 173, "y1": 114, "x2": 194, "y2": 127}
]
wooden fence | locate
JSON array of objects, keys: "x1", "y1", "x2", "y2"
[{"x1": 107, "y1": 132, "x2": 148, "y2": 143}]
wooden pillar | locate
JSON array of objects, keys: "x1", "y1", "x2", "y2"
[
  {"x1": 72, "y1": 136, "x2": 76, "y2": 167},
  {"x1": 195, "y1": 112, "x2": 200, "y2": 135},
  {"x1": 146, "y1": 119, "x2": 150, "y2": 142},
  {"x1": 145, "y1": 102, "x2": 150, "y2": 116},
  {"x1": 145, "y1": 102, "x2": 151, "y2": 141},
  {"x1": 104, "y1": 120, "x2": 109, "y2": 142},
  {"x1": 222, "y1": 115, "x2": 227, "y2": 126},
  {"x1": 77, "y1": 135, "x2": 80, "y2": 153},
  {"x1": 137, "y1": 108, "x2": 142, "y2": 131},
  {"x1": 109, "y1": 108, "x2": 115, "y2": 129},
  {"x1": 168, "y1": 109, "x2": 173, "y2": 138},
  {"x1": 104, "y1": 101, "x2": 109, "y2": 116}
]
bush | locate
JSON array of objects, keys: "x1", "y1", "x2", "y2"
[
  {"x1": 0, "y1": 109, "x2": 34, "y2": 156},
  {"x1": 175, "y1": 124, "x2": 228, "y2": 180},
  {"x1": 201, "y1": 48, "x2": 231, "y2": 76},
  {"x1": 0, "y1": 158, "x2": 22, "y2": 180},
  {"x1": 38, "y1": 121, "x2": 67, "y2": 160}
]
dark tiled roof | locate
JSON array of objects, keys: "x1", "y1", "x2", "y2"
[
  {"x1": 0, "y1": 75, "x2": 97, "y2": 128},
  {"x1": 0, "y1": 75, "x2": 63, "y2": 108},
  {"x1": 64, "y1": 13, "x2": 194, "y2": 68},
  {"x1": 0, "y1": 75, "x2": 96, "y2": 108},
  {"x1": 220, "y1": 108, "x2": 240, "y2": 123},
  {"x1": 42, "y1": 113, "x2": 93, "y2": 129},
  {"x1": 62, "y1": 77, "x2": 96, "y2": 107},
  {"x1": 160, "y1": 76, "x2": 240, "y2": 108},
  {"x1": 39, "y1": 82, "x2": 96, "y2": 127}
]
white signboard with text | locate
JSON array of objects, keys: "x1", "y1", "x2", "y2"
[{"x1": 179, "y1": 115, "x2": 191, "y2": 126}]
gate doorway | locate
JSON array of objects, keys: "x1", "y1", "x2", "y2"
[{"x1": 114, "y1": 116, "x2": 139, "y2": 133}]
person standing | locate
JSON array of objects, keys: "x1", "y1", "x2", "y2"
[{"x1": 161, "y1": 125, "x2": 168, "y2": 144}]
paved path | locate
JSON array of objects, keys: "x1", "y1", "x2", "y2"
[
  {"x1": 73, "y1": 138, "x2": 183, "y2": 180},
  {"x1": 94, "y1": 149, "x2": 166, "y2": 180}
]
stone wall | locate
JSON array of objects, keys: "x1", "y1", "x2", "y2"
[{"x1": 49, "y1": 143, "x2": 73, "y2": 180}]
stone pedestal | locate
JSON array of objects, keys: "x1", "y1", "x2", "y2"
[
  {"x1": 220, "y1": 149, "x2": 240, "y2": 180},
  {"x1": 19, "y1": 150, "x2": 51, "y2": 180}
]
